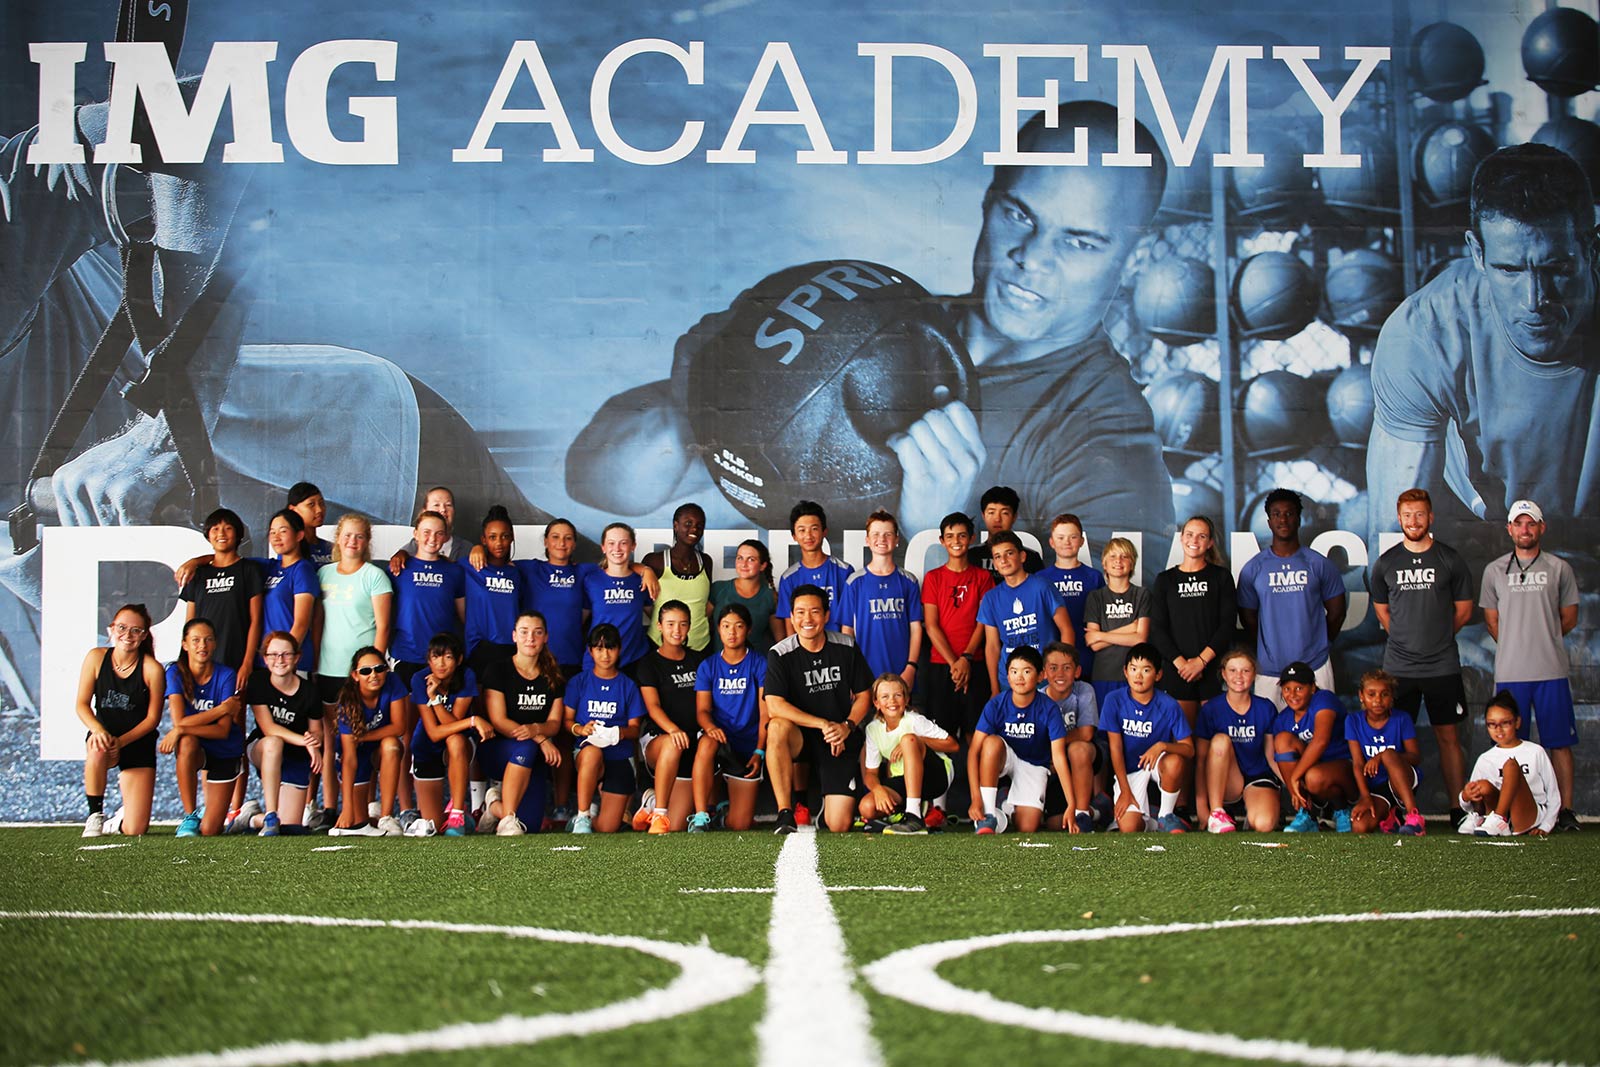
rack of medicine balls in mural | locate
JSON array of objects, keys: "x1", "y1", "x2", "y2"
[{"x1": 1117, "y1": 5, "x2": 1599, "y2": 543}]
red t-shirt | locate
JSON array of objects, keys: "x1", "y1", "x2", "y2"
[{"x1": 921, "y1": 564, "x2": 996, "y2": 665}]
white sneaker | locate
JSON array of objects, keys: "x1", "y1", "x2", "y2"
[
  {"x1": 81, "y1": 813, "x2": 104, "y2": 838},
  {"x1": 476, "y1": 807, "x2": 500, "y2": 834},
  {"x1": 104, "y1": 807, "x2": 124, "y2": 835},
  {"x1": 992, "y1": 807, "x2": 1010, "y2": 834},
  {"x1": 1478, "y1": 812, "x2": 1512, "y2": 837},
  {"x1": 496, "y1": 816, "x2": 527, "y2": 836},
  {"x1": 367, "y1": 800, "x2": 381, "y2": 820},
  {"x1": 1457, "y1": 810, "x2": 1484, "y2": 835},
  {"x1": 485, "y1": 782, "x2": 502, "y2": 809},
  {"x1": 330, "y1": 822, "x2": 384, "y2": 837},
  {"x1": 376, "y1": 815, "x2": 404, "y2": 837},
  {"x1": 227, "y1": 799, "x2": 262, "y2": 834},
  {"x1": 404, "y1": 818, "x2": 437, "y2": 838}
]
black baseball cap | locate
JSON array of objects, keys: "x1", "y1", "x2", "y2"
[{"x1": 1278, "y1": 662, "x2": 1315, "y2": 686}]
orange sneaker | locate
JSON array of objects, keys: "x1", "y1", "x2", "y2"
[
  {"x1": 631, "y1": 805, "x2": 654, "y2": 832},
  {"x1": 649, "y1": 813, "x2": 671, "y2": 835}
]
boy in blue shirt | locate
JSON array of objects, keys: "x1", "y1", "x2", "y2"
[
  {"x1": 1345, "y1": 669, "x2": 1426, "y2": 835},
  {"x1": 775, "y1": 500, "x2": 854, "y2": 634},
  {"x1": 839, "y1": 510, "x2": 923, "y2": 686},
  {"x1": 1040, "y1": 642, "x2": 1101, "y2": 833},
  {"x1": 1099, "y1": 642, "x2": 1192, "y2": 834},
  {"x1": 978, "y1": 532, "x2": 1073, "y2": 695},
  {"x1": 1040, "y1": 514, "x2": 1105, "y2": 678},
  {"x1": 967, "y1": 646, "x2": 1078, "y2": 835}
]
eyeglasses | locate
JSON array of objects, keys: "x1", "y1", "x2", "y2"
[
  {"x1": 111, "y1": 624, "x2": 147, "y2": 636},
  {"x1": 356, "y1": 663, "x2": 390, "y2": 676},
  {"x1": 1486, "y1": 718, "x2": 1517, "y2": 729},
  {"x1": 263, "y1": 651, "x2": 296, "y2": 660}
]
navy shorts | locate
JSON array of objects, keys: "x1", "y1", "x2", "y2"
[
  {"x1": 1499, "y1": 679, "x2": 1579, "y2": 750},
  {"x1": 410, "y1": 722, "x2": 473, "y2": 781}
]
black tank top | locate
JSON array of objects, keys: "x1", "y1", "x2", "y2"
[{"x1": 94, "y1": 650, "x2": 151, "y2": 734}]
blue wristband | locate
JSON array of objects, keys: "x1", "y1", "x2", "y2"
[
  {"x1": 753, "y1": 748, "x2": 765, "y2": 758},
  {"x1": 1273, "y1": 751, "x2": 1297, "y2": 763}
]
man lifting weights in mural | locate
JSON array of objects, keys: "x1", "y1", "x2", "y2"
[{"x1": 567, "y1": 101, "x2": 1175, "y2": 568}]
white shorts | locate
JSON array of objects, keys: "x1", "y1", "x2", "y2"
[
  {"x1": 1114, "y1": 767, "x2": 1155, "y2": 815},
  {"x1": 999, "y1": 745, "x2": 1052, "y2": 811},
  {"x1": 1256, "y1": 661, "x2": 1336, "y2": 707}
]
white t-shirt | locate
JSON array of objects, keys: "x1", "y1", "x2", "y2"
[
  {"x1": 1462, "y1": 741, "x2": 1561, "y2": 834},
  {"x1": 864, "y1": 711, "x2": 952, "y2": 779}
]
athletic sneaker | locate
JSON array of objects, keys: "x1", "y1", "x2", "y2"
[
  {"x1": 104, "y1": 808, "x2": 124, "y2": 835},
  {"x1": 1334, "y1": 808, "x2": 1353, "y2": 834},
  {"x1": 1476, "y1": 812, "x2": 1512, "y2": 837},
  {"x1": 793, "y1": 802, "x2": 812, "y2": 826},
  {"x1": 175, "y1": 811, "x2": 202, "y2": 838},
  {"x1": 632, "y1": 808, "x2": 655, "y2": 833},
  {"x1": 398, "y1": 809, "x2": 421, "y2": 833},
  {"x1": 974, "y1": 813, "x2": 998, "y2": 835},
  {"x1": 1457, "y1": 810, "x2": 1484, "y2": 835},
  {"x1": 1378, "y1": 810, "x2": 1401, "y2": 834},
  {"x1": 1556, "y1": 808, "x2": 1582, "y2": 832},
  {"x1": 1206, "y1": 809, "x2": 1236, "y2": 834},
  {"x1": 569, "y1": 812, "x2": 593, "y2": 834},
  {"x1": 1091, "y1": 793, "x2": 1114, "y2": 831},
  {"x1": 330, "y1": 822, "x2": 383, "y2": 837},
  {"x1": 549, "y1": 805, "x2": 574, "y2": 826},
  {"x1": 924, "y1": 807, "x2": 947, "y2": 831},
  {"x1": 495, "y1": 816, "x2": 526, "y2": 837},
  {"x1": 773, "y1": 808, "x2": 797, "y2": 835},
  {"x1": 1157, "y1": 813, "x2": 1187, "y2": 834},
  {"x1": 1284, "y1": 809, "x2": 1319, "y2": 833},
  {"x1": 688, "y1": 812, "x2": 712, "y2": 833},
  {"x1": 306, "y1": 807, "x2": 337, "y2": 834},
  {"x1": 443, "y1": 811, "x2": 468, "y2": 837},
  {"x1": 81, "y1": 813, "x2": 104, "y2": 838},
  {"x1": 1073, "y1": 811, "x2": 1095, "y2": 834},
  {"x1": 1448, "y1": 807, "x2": 1469, "y2": 831},
  {"x1": 259, "y1": 812, "x2": 281, "y2": 837},
  {"x1": 476, "y1": 806, "x2": 499, "y2": 835},
  {"x1": 376, "y1": 815, "x2": 405, "y2": 837},
  {"x1": 405, "y1": 818, "x2": 438, "y2": 838},
  {"x1": 227, "y1": 799, "x2": 261, "y2": 834},
  {"x1": 648, "y1": 813, "x2": 671, "y2": 835},
  {"x1": 884, "y1": 812, "x2": 928, "y2": 835},
  {"x1": 1399, "y1": 811, "x2": 1426, "y2": 836}
]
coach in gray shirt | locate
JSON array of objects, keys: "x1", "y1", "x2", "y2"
[
  {"x1": 1370, "y1": 489, "x2": 1474, "y2": 825},
  {"x1": 1480, "y1": 500, "x2": 1581, "y2": 831}
]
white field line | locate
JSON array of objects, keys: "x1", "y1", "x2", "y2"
[
  {"x1": 0, "y1": 911, "x2": 758, "y2": 1067},
  {"x1": 679, "y1": 885, "x2": 925, "y2": 895},
  {"x1": 756, "y1": 829, "x2": 883, "y2": 1067},
  {"x1": 863, "y1": 908, "x2": 1600, "y2": 1067},
  {"x1": 78, "y1": 843, "x2": 133, "y2": 851}
]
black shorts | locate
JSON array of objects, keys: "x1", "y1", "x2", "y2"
[
  {"x1": 924, "y1": 660, "x2": 991, "y2": 738},
  {"x1": 1366, "y1": 765, "x2": 1420, "y2": 809},
  {"x1": 803, "y1": 725, "x2": 864, "y2": 797},
  {"x1": 1158, "y1": 660, "x2": 1221, "y2": 702},
  {"x1": 879, "y1": 753, "x2": 950, "y2": 801},
  {"x1": 1244, "y1": 774, "x2": 1283, "y2": 792},
  {"x1": 641, "y1": 730, "x2": 696, "y2": 777},
  {"x1": 1392, "y1": 674, "x2": 1468, "y2": 726},
  {"x1": 715, "y1": 742, "x2": 764, "y2": 781},
  {"x1": 202, "y1": 755, "x2": 243, "y2": 784},
  {"x1": 393, "y1": 661, "x2": 427, "y2": 688},
  {"x1": 598, "y1": 756, "x2": 637, "y2": 795},
  {"x1": 467, "y1": 642, "x2": 515, "y2": 682},
  {"x1": 314, "y1": 673, "x2": 345, "y2": 705},
  {"x1": 89, "y1": 730, "x2": 158, "y2": 771}
]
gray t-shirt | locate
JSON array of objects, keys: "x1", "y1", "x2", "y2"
[
  {"x1": 1083, "y1": 584, "x2": 1153, "y2": 683},
  {"x1": 1479, "y1": 551, "x2": 1580, "y2": 683},
  {"x1": 1370, "y1": 540, "x2": 1473, "y2": 676}
]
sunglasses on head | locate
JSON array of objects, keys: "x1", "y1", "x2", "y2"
[{"x1": 356, "y1": 663, "x2": 389, "y2": 676}]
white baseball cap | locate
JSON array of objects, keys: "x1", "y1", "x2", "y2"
[{"x1": 1508, "y1": 500, "x2": 1544, "y2": 523}]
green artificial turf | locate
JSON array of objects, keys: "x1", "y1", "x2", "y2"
[{"x1": 2, "y1": 829, "x2": 1596, "y2": 1067}]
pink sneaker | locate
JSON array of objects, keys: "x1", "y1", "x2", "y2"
[
  {"x1": 1378, "y1": 809, "x2": 1401, "y2": 834},
  {"x1": 1206, "y1": 809, "x2": 1237, "y2": 834},
  {"x1": 1399, "y1": 810, "x2": 1426, "y2": 836},
  {"x1": 443, "y1": 810, "x2": 467, "y2": 836}
]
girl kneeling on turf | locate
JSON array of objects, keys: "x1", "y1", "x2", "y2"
[
  {"x1": 76, "y1": 604, "x2": 165, "y2": 837},
  {"x1": 480, "y1": 612, "x2": 566, "y2": 836},
  {"x1": 1196, "y1": 649, "x2": 1280, "y2": 833},
  {"x1": 1272, "y1": 661, "x2": 1358, "y2": 833},
  {"x1": 691, "y1": 603, "x2": 768, "y2": 832},
  {"x1": 411, "y1": 632, "x2": 491, "y2": 836},
  {"x1": 564, "y1": 624, "x2": 645, "y2": 834},
  {"x1": 245, "y1": 631, "x2": 323, "y2": 835},
  {"x1": 333, "y1": 648, "x2": 409, "y2": 836},
  {"x1": 860, "y1": 674, "x2": 958, "y2": 835},
  {"x1": 1459, "y1": 692, "x2": 1560, "y2": 838},
  {"x1": 1345, "y1": 669, "x2": 1426, "y2": 835},
  {"x1": 161, "y1": 618, "x2": 244, "y2": 837}
]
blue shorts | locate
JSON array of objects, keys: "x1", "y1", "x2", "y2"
[
  {"x1": 350, "y1": 741, "x2": 376, "y2": 787},
  {"x1": 1498, "y1": 679, "x2": 1578, "y2": 750},
  {"x1": 280, "y1": 746, "x2": 312, "y2": 789},
  {"x1": 410, "y1": 722, "x2": 474, "y2": 782},
  {"x1": 479, "y1": 736, "x2": 545, "y2": 779},
  {"x1": 1091, "y1": 680, "x2": 1127, "y2": 707}
]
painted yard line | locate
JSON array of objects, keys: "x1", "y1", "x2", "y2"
[
  {"x1": 756, "y1": 829, "x2": 884, "y2": 1067},
  {"x1": 679, "y1": 885, "x2": 925, "y2": 895},
  {"x1": 77, "y1": 843, "x2": 133, "y2": 851},
  {"x1": 0, "y1": 911, "x2": 758, "y2": 1067}
]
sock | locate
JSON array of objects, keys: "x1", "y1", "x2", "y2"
[
  {"x1": 979, "y1": 787, "x2": 998, "y2": 815},
  {"x1": 654, "y1": 806, "x2": 667, "y2": 816},
  {"x1": 87, "y1": 794, "x2": 104, "y2": 815},
  {"x1": 906, "y1": 796, "x2": 921, "y2": 818},
  {"x1": 1075, "y1": 809, "x2": 1091, "y2": 819},
  {"x1": 469, "y1": 780, "x2": 487, "y2": 811},
  {"x1": 1158, "y1": 788, "x2": 1180, "y2": 818},
  {"x1": 448, "y1": 807, "x2": 463, "y2": 817}
]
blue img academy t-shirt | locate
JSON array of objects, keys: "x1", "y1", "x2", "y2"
[
  {"x1": 581, "y1": 570, "x2": 650, "y2": 668},
  {"x1": 838, "y1": 568, "x2": 923, "y2": 678},
  {"x1": 695, "y1": 650, "x2": 767, "y2": 753},
  {"x1": 165, "y1": 663, "x2": 242, "y2": 759},
  {"x1": 977, "y1": 574, "x2": 1061, "y2": 663},
  {"x1": 976, "y1": 690, "x2": 1068, "y2": 768},
  {"x1": 518, "y1": 559, "x2": 593, "y2": 666},
  {"x1": 775, "y1": 557, "x2": 855, "y2": 631},
  {"x1": 565, "y1": 670, "x2": 646, "y2": 761},
  {"x1": 390, "y1": 557, "x2": 466, "y2": 664},
  {"x1": 259, "y1": 557, "x2": 319, "y2": 672},
  {"x1": 1270, "y1": 689, "x2": 1350, "y2": 762},
  {"x1": 1097, "y1": 687, "x2": 1190, "y2": 766},
  {"x1": 1236, "y1": 546, "x2": 1345, "y2": 674},
  {"x1": 336, "y1": 672, "x2": 408, "y2": 735},
  {"x1": 1344, "y1": 711, "x2": 1418, "y2": 786},
  {"x1": 463, "y1": 562, "x2": 522, "y2": 654},
  {"x1": 1197, "y1": 694, "x2": 1278, "y2": 779},
  {"x1": 1040, "y1": 562, "x2": 1104, "y2": 675}
]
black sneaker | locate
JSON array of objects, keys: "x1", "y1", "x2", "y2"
[
  {"x1": 774, "y1": 808, "x2": 797, "y2": 835},
  {"x1": 1449, "y1": 807, "x2": 1469, "y2": 830},
  {"x1": 1073, "y1": 811, "x2": 1096, "y2": 834},
  {"x1": 306, "y1": 807, "x2": 337, "y2": 834},
  {"x1": 1556, "y1": 808, "x2": 1582, "y2": 832},
  {"x1": 883, "y1": 812, "x2": 927, "y2": 835}
]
